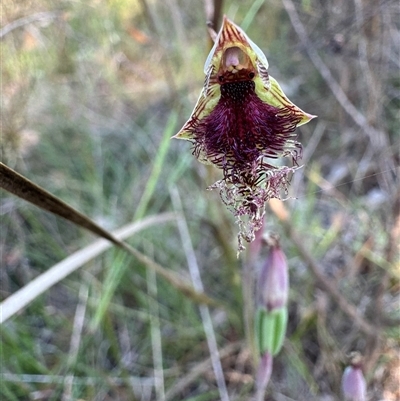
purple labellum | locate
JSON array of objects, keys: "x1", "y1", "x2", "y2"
[{"x1": 173, "y1": 16, "x2": 316, "y2": 253}]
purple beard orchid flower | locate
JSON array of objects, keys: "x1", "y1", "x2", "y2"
[{"x1": 173, "y1": 16, "x2": 316, "y2": 252}]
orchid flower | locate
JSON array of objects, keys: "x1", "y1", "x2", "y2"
[{"x1": 173, "y1": 17, "x2": 315, "y2": 252}]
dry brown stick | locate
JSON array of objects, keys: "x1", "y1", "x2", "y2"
[
  {"x1": 0, "y1": 162, "x2": 217, "y2": 307},
  {"x1": 204, "y1": 0, "x2": 224, "y2": 31},
  {"x1": 269, "y1": 199, "x2": 379, "y2": 338},
  {"x1": 0, "y1": 162, "x2": 120, "y2": 245}
]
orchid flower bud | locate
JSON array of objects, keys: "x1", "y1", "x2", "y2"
[
  {"x1": 341, "y1": 353, "x2": 367, "y2": 401},
  {"x1": 255, "y1": 237, "x2": 289, "y2": 357},
  {"x1": 258, "y1": 240, "x2": 288, "y2": 312}
]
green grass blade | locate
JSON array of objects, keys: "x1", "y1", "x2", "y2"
[
  {"x1": 90, "y1": 250, "x2": 129, "y2": 330},
  {"x1": 134, "y1": 111, "x2": 177, "y2": 221},
  {"x1": 241, "y1": 0, "x2": 265, "y2": 31}
]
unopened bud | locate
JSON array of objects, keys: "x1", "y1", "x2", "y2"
[
  {"x1": 258, "y1": 240, "x2": 288, "y2": 312},
  {"x1": 341, "y1": 353, "x2": 366, "y2": 401}
]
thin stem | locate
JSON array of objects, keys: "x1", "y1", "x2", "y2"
[
  {"x1": 62, "y1": 284, "x2": 89, "y2": 401},
  {"x1": 242, "y1": 249, "x2": 257, "y2": 369},
  {"x1": 170, "y1": 187, "x2": 230, "y2": 401},
  {"x1": 147, "y1": 256, "x2": 165, "y2": 401}
]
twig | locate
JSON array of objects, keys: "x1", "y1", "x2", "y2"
[
  {"x1": 165, "y1": 342, "x2": 242, "y2": 400},
  {"x1": 62, "y1": 284, "x2": 89, "y2": 401},
  {"x1": 281, "y1": 0, "x2": 395, "y2": 192},
  {"x1": 147, "y1": 255, "x2": 166, "y2": 401},
  {"x1": 204, "y1": 0, "x2": 224, "y2": 32},
  {"x1": 170, "y1": 187, "x2": 230, "y2": 401},
  {"x1": 281, "y1": 0, "x2": 369, "y2": 131},
  {"x1": 0, "y1": 214, "x2": 177, "y2": 324},
  {"x1": 0, "y1": 11, "x2": 61, "y2": 39},
  {"x1": 0, "y1": 162, "x2": 218, "y2": 323},
  {"x1": 1, "y1": 373, "x2": 155, "y2": 387},
  {"x1": 269, "y1": 200, "x2": 379, "y2": 338},
  {"x1": 0, "y1": 162, "x2": 122, "y2": 246},
  {"x1": 288, "y1": 226, "x2": 379, "y2": 338}
]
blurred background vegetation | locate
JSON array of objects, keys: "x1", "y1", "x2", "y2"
[{"x1": 1, "y1": 0, "x2": 399, "y2": 400}]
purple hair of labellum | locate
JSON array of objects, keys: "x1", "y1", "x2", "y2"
[{"x1": 173, "y1": 16, "x2": 316, "y2": 253}]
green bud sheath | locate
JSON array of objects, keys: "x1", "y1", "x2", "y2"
[
  {"x1": 255, "y1": 307, "x2": 288, "y2": 356},
  {"x1": 271, "y1": 307, "x2": 288, "y2": 355}
]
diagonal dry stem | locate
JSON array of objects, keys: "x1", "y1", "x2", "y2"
[
  {"x1": 165, "y1": 342, "x2": 242, "y2": 401},
  {"x1": 269, "y1": 199, "x2": 380, "y2": 339},
  {"x1": 0, "y1": 163, "x2": 218, "y2": 324},
  {"x1": 281, "y1": 0, "x2": 396, "y2": 193}
]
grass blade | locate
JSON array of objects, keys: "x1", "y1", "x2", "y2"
[{"x1": 0, "y1": 213, "x2": 173, "y2": 324}]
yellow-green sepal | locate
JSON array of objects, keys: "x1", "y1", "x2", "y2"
[{"x1": 255, "y1": 76, "x2": 316, "y2": 127}]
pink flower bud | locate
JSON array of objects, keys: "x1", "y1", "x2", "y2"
[
  {"x1": 258, "y1": 241, "x2": 289, "y2": 312},
  {"x1": 341, "y1": 360, "x2": 366, "y2": 401},
  {"x1": 255, "y1": 351, "x2": 273, "y2": 401}
]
